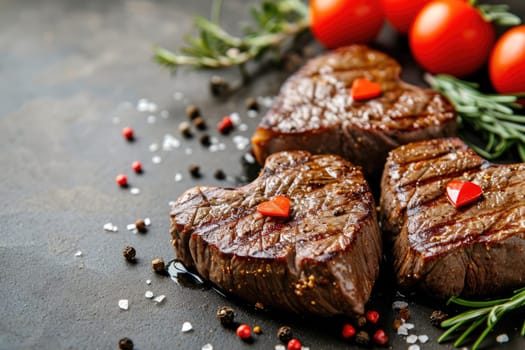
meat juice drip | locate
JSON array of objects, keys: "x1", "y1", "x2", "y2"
[{"x1": 167, "y1": 260, "x2": 208, "y2": 290}]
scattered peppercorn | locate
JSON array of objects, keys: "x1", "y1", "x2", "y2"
[
  {"x1": 393, "y1": 318, "x2": 402, "y2": 330},
  {"x1": 287, "y1": 338, "x2": 302, "y2": 350},
  {"x1": 253, "y1": 325, "x2": 262, "y2": 334},
  {"x1": 185, "y1": 104, "x2": 200, "y2": 120},
  {"x1": 131, "y1": 161, "x2": 142, "y2": 173},
  {"x1": 373, "y1": 329, "x2": 389, "y2": 346},
  {"x1": 356, "y1": 315, "x2": 367, "y2": 328},
  {"x1": 342, "y1": 324, "x2": 356, "y2": 339},
  {"x1": 135, "y1": 219, "x2": 147, "y2": 233},
  {"x1": 236, "y1": 324, "x2": 251, "y2": 340},
  {"x1": 216, "y1": 306, "x2": 235, "y2": 327},
  {"x1": 151, "y1": 257, "x2": 165, "y2": 273},
  {"x1": 245, "y1": 97, "x2": 259, "y2": 111},
  {"x1": 178, "y1": 121, "x2": 192, "y2": 138},
  {"x1": 193, "y1": 116, "x2": 207, "y2": 130},
  {"x1": 214, "y1": 169, "x2": 226, "y2": 180},
  {"x1": 209, "y1": 75, "x2": 230, "y2": 97},
  {"x1": 118, "y1": 337, "x2": 134, "y2": 350},
  {"x1": 355, "y1": 330, "x2": 370, "y2": 346},
  {"x1": 398, "y1": 306, "x2": 411, "y2": 320},
  {"x1": 188, "y1": 164, "x2": 201, "y2": 178},
  {"x1": 277, "y1": 326, "x2": 293, "y2": 343},
  {"x1": 366, "y1": 310, "x2": 380, "y2": 324},
  {"x1": 122, "y1": 246, "x2": 136, "y2": 262},
  {"x1": 116, "y1": 174, "x2": 128, "y2": 187},
  {"x1": 199, "y1": 134, "x2": 211, "y2": 147},
  {"x1": 122, "y1": 127, "x2": 134, "y2": 141},
  {"x1": 217, "y1": 116, "x2": 233, "y2": 134},
  {"x1": 430, "y1": 310, "x2": 448, "y2": 327}
]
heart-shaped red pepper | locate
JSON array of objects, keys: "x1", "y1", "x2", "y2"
[
  {"x1": 446, "y1": 180, "x2": 483, "y2": 208},
  {"x1": 257, "y1": 196, "x2": 290, "y2": 218},
  {"x1": 350, "y1": 78, "x2": 382, "y2": 101}
]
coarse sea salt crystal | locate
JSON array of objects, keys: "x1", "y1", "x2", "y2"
[
  {"x1": 247, "y1": 110, "x2": 258, "y2": 118},
  {"x1": 174, "y1": 173, "x2": 183, "y2": 182},
  {"x1": 160, "y1": 110, "x2": 169, "y2": 119},
  {"x1": 239, "y1": 123, "x2": 248, "y2": 131},
  {"x1": 137, "y1": 99, "x2": 149, "y2": 111},
  {"x1": 118, "y1": 299, "x2": 129, "y2": 310},
  {"x1": 147, "y1": 102, "x2": 157, "y2": 113},
  {"x1": 74, "y1": 250, "x2": 83, "y2": 257},
  {"x1": 130, "y1": 187, "x2": 140, "y2": 195},
  {"x1": 392, "y1": 301, "x2": 408, "y2": 310},
  {"x1": 496, "y1": 334, "x2": 509, "y2": 343},
  {"x1": 146, "y1": 279, "x2": 152, "y2": 285},
  {"x1": 153, "y1": 295, "x2": 166, "y2": 303},
  {"x1": 243, "y1": 152, "x2": 255, "y2": 164},
  {"x1": 403, "y1": 322, "x2": 415, "y2": 330},
  {"x1": 406, "y1": 334, "x2": 418, "y2": 344},
  {"x1": 149, "y1": 143, "x2": 159, "y2": 152},
  {"x1": 418, "y1": 335, "x2": 429, "y2": 343},
  {"x1": 275, "y1": 345, "x2": 285, "y2": 350},
  {"x1": 163, "y1": 134, "x2": 180, "y2": 150},
  {"x1": 145, "y1": 291, "x2": 154, "y2": 299},
  {"x1": 181, "y1": 322, "x2": 193, "y2": 333},
  {"x1": 408, "y1": 345, "x2": 420, "y2": 350},
  {"x1": 202, "y1": 344, "x2": 213, "y2": 350},
  {"x1": 144, "y1": 218, "x2": 151, "y2": 226},
  {"x1": 397, "y1": 326, "x2": 409, "y2": 336},
  {"x1": 103, "y1": 223, "x2": 118, "y2": 232},
  {"x1": 230, "y1": 112, "x2": 240, "y2": 125},
  {"x1": 152, "y1": 155, "x2": 162, "y2": 164},
  {"x1": 147, "y1": 115, "x2": 156, "y2": 124},
  {"x1": 184, "y1": 148, "x2": 192, "y2": 155},
  {"x1": 126, "y1": 224, "x2": 136, "y2": 231}
]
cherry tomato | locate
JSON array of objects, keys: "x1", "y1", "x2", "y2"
[
  {"x1": 489, "y1": 25, "x2": 525, "y2": 94},
  {"x1": 381, "y1": 0, "x2": 432, "y2": 33},
  {"x1": 310, "y1": 0, "x2": 384, "y2": 48},
  {"x1": 409, "y1": 0, "x2": 495, "y2": 77}
]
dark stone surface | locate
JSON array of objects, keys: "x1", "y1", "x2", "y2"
[{"x1": 0, "y1": 1, "x2": 523, "y2": 349}]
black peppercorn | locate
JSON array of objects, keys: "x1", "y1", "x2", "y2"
[
  {"x1": 430, "y1": 310, "x2": 448, "y2": 327},
  {"x1": 210, "y1": 75, "x2": 230, "y2": 97},
  {"x1": 245, "y1": 97, "x2": 259, "y2": 111},
  {"x1": 122, "y1": 246, "x2": 136, "y2": 262},
  {"x1": 118, "y1": 337, "x2": 134, "y2": 350},
  {"x1": 199, "y1": 134, "x2": 211, "y2": 147},
  {"x1": 188, "y1": 164, "x2": 201, "y2": 178},
  {"x1": 193, "y1": 116, "x2": 207, "y2": 130},
  {"x1": 135, "y1": 219, "x2": 147, "y2": 233},
  {"x1": 355, "y1": 330, "x2": 370, "y2": 346},
  {"x1": 214, "y1": 169, "x2": 226, "y2": 180},
  {"x1": 216, "y1": 306, "x2": 235, "y2": 327},
  {"x1": 185, "y1": 104, "x2": 200, "y2": 120},
  {"x1": 277, "y1": 325, "x2": 293, "y2": 343},
  {"x1": 178, "y1": 121, "x2": 192, "y2": 138},
  {"x1": 398, "y1": 306, "x2": 411, "y2": 321},
  {"x1": 151, "y1": 257, "x2": 165, "y2": 273},
  {"x1": 356, "y1": 315, "x2": 367, "y2": 328}
]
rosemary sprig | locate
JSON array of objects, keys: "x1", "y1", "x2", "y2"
[
  {"x1": 438, "y1": 287, "x2": 525, "y2": 349},
  {"x1": 425, "y1": 74, "x2": 525, "y2": 162},
  {"x1": 155, "y1": 0, "x2": 309, "y2": 75}
]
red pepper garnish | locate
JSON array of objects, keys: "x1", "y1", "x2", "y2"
[
  {"x1": 446, "y1": 180, "x2": 483, "y2": 208},
  {"x1": 366, "y1": 310, "x2": 380, "y2": 324},
  {"x1": 217, "y1": 116, "x2": 234, "y2": 134},
  {"x1": 373, "y1": 329, "x2": 389, "y2": 345},
  {"x1": 257, "y1": 196, "x2": 290, "y2": 218},
  {"x1": 350, "y1": 78, "x2": 382, "y2": 101},
  {"x1": 341, "y1": 324, "x2": 356, "y2": 339}
]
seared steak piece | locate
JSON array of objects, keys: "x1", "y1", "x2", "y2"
[
  {"x1": 170, "y1": 151, "x2": 381, "y2": 316},
  {"x1": 252, "y1": 45, "x2": 457, "y2": 180},
  {"x1": 381, "y1": 138, "x2": 525, "y2": 298}
]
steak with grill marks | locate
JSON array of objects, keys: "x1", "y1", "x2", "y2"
[
  {"x1": 170, "y1": 151, "x2": 382, "y2": 316},
  {"x1": 252, "y1": 45, "x2": 457, "y2": 181},
  {"x1": 381, "y1": 138, "x2": 525, "y2": 298}
]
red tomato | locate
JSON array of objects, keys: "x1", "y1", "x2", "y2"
[
  {"x1": 489, "y1": 25, "x2": 525, "y2": 94},
  {"x1": 310, "y1": 0, "x2": 384, "y2": 48},
  {"x1": 381, "y1": 0, "x2": 432, "y2": 33},
  {"x1": 409, "y1": 0, "x2": 495, "y2": 77}
]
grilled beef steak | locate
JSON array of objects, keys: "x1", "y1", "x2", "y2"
[
  {"x1": 381, "y1": 138, "x2": 525, "y2": 298},
  {"x1": 170, "y1": 151, "x2": 382, "y2": 316},
  {"x1": 252, "y1": 45, "x2": 457, "y2": 180}
]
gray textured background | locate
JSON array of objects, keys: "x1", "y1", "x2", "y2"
[{"x1": 1, "y1": 1, "x2": 524, "y2": 349}]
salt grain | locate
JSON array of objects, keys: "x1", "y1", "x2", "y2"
[
  {"x1": 392, "y1": 301, "x2": 409, "y2": 310},
  {"x1": 174, "y1": 173, "x2": 183, "y2": 182},
  {"x1": 496, "y1": 334, "x2": 509, "y2": 344},
  {"x1": 147, "y1": 102, "x2": 157, "y2": 113},
  {"x1": 181, "y1": 322, "x2": 193, "y2": 333},
  {"x1": 145, "y1": 291, "x2": 154, "y2": 299},
  {"x1": 147, "y1": 115, "x2": 156, "y2": 124},
  {"x1": 230, "y1": 112, "x2": 240, "y2": 125},
  {"x1": 408, "y1": 345, "x2": 420, "y2": 350},
  {"x1": 418, "y1": 335, "x2": 429, "y2": 343},
  {"x1": 144, "y1": 218, "x2": 151, "y2": 226},
  {"x1": 149, "y1": 143, "x2": 159, "y2": 152},
  {"x1": 173, "y1": 92, "x2": 183, "y2": 101},
  {"x1": 126, "y1": 224, "x2": 136, "y2": 231},
  {"x1": 247, "y1": 110, "x2": 258, "y2": 118},
  {"x1": 118, "y1": 299, "x2": 129, "y2": 310},
  {"x1": 160, "y1": 110, "x2": 169, "y2": 119},
  {"x1": 397, "y1": 326, "x2": 409, "y2": 336},
  {"x1": 112, "y1": 117, "x2": 120, "y2": 124},
  {"x1": 103, "y1": 223, "x2": 118, "y2": 232},
  {"x1": 74, "y1": 250, "x2": 83, "y2": 257},
  {"x1": 153, "y1": 295, "x2": 166, "y2": 303},
  {"x1": 406, "y1": 335, "x2": 418, "y2": 344},
  {"x1": 137, "y1": 99, "x2": 149, "y2": 112},
  {"x1": 202, "y1": 344, "x2": 213, "y2": 350},
  {"x1": 239, "y1": 123, "x2": 248, "y2": 131},
  {"x1": 146, "y1": 279, "x2": 152, "y2": 285},
  {"x1": 404, "y1": 322, "x2": 415, "y2": 330},
  {"x1": 152, "y1": 155, "x2": 162, "y2": 164},
  {"x1": 243, "y1": 153, "x2": 256, "y2": 164},
  {"x1": 130, "y1": 187, "x2": 140, "y2": 195},
  {"x1": 275, "y1": 346, "x2": 285, "y2": 350},
  {"x1": 162, "y1": 134, "x2": 180, "y2": 150},
  {"x1": 185, "y1": 148, "x2": 192, "y2": 155}
]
